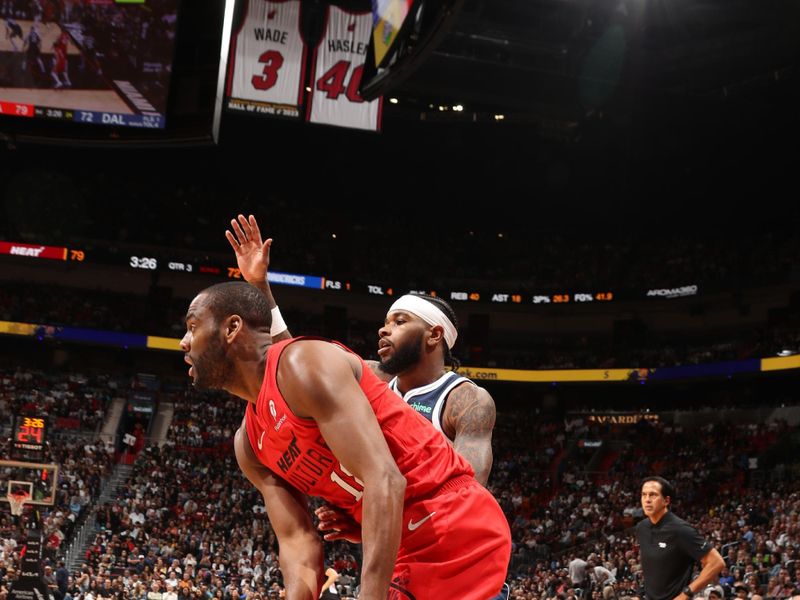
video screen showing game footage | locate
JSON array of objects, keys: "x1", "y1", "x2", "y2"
[{"x1": 0, "y1": 0, "x2": 179, "y2": 128}]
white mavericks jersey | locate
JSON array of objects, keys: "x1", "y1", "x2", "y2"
[
  {"x1": 307, "y1": 6, "x2": 382, "y2": 131},
  {"x1": 227, "y1": 0, "x2": 306, "y2": 116},
  {"x1": 388, "y1": 371, "x2": 473, "y2": 434}
]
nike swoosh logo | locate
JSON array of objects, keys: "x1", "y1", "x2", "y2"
[
  {"x1": 257, "y1": 431, "x2": 265, "y2": 450},
  {"x1": 407, "y1": 512, "x2": 435, "y2": 531}
]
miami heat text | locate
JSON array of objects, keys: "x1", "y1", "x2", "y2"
[{"x1": 276, "y1": 433, "x2": 335, "y2": 493}]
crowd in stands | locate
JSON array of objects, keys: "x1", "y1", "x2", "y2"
[
  {"x1": 504, "y1": 478, "x2": 800, "y2": 600},
  {"x1": 0, "y1": 436, "x2": 113, "y2": 597},
  {"x1": 41, "y1": 424, "x2": 361, "y2": 599},
  {"x1": 486, "y1": 411, "x2": 800, "y2": 599},
  {"x1": 466, "y1": 325, "x2": 800, "y2": 370},
  {"x1": 0, "y1": 367, "x2": 114, "y2": 433},
  {"x1": 168, "y1": 388, "x2": 240, "y2": 450},
  {"x1": 2, "y1": 282, "x2": 799, "y2": 372},
  {"x1": 1, "y1": 363, "x2": 799, "y2": 599}
]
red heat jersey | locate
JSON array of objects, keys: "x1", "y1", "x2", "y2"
[
  {"x1": 53, "y1": 41, "x2": 67, "y2": 71},
  {"x1": 244, "y1": 337, "x2": 473, "y2": 522}
]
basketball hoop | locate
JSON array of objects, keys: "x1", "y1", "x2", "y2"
[{"x1": 7, "y1": 490, "x2": 30, "y2": 516}]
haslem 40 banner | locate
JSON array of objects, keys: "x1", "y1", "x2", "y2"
[{"x1": 225, "y1": 0, "x2": 382, "y2": 132}]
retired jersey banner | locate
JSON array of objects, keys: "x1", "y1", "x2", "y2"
[
  {"x1": 226, "y1": 0, "x2": 307, "y2": 118},
  {"x1": 307, "y1": 6, "x2": 382, "y2": 131}
]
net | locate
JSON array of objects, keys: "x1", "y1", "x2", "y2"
[{"x1": 7, "y1": 491, "x2": 30, "y2": 516}]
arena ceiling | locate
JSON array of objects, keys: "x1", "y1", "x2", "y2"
[
  {"x1": 383, "y1": 0, "x2": 800, "y2": 119},
  {"x1": 4, "y1": 0, "x2": 798, "y2": 155},
  {"x1": 177, "y1": 0, "x2": 800, "y2": 128}
]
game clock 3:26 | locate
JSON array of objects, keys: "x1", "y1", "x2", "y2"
[{"x1": 12, "y1": 415, "x2": 47, "y2": 455}]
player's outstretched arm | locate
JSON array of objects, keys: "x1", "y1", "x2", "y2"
[
  {"x1": 235, "y1": 425, "x2": 322, "y2": 600},
  {"x1": 225, "y1": 213, "x2": 291, "y2": 341},
  {"x1": 279, "y1": 341, "x2": 406, "y2": 600},
  {"x1": 442, "y1": 384, "x2": 496, "y2": 486}
]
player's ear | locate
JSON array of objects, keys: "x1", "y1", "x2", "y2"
[
  {"x1": 427, "y1": 325, "x2": 445, "y2": 347},
  {"x1": 225, "y1": 314, "x2": 243, "y2": 343}
]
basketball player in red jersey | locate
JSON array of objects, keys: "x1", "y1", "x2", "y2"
[
  {"x1": 50, "y1": 30, "x2": 71, "y2": 88},
  {"x1": 225, "y1": 215, "x2": 511, "y2": 600},
  {"x1": 180, "y1": 281, "x2": 511, "y2": 600},
  {"x1": 225, "y1": 214, "x2": 496, "y2": 486}
]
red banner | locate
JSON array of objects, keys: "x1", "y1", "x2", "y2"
[{"x1": 0, "y1": 241, "x2": 67, "y2": 261}]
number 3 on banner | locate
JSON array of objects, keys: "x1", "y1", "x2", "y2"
[
  {"x1": 316, "y1": 60, "x2": 364, "y2": 103},
  {"x1": 330, "y1": 463, "x2": 364, "y2": 501},
  {"x1": 251, "y1": 50, "x2": 284, "y2": 90}
]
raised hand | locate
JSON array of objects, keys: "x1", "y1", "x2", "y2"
[
  {"x1": 315, "y1": 504, "x2": 363, "y2": 544},
  {"x1": 225, "y1": 214, "x2": 272, "y2": 283}
]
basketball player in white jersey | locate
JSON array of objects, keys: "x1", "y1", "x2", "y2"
[
  {"x1": 22, "y1": 23, "x2": 45, "y2": 74},
  {"x1": 5, "y1": 17, "x2": 23, "y2": 52}
]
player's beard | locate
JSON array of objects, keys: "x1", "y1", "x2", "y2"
[
  {"x1": 193, "y1": 333, "x2": 234, "y2": 390},
  {"x1": 379, "y1": 330, "x2": 424, "y2": 375}
]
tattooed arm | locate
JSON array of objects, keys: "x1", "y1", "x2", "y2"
[
  {"x1": 440, "y1": 383, "x2": 496, "y2": 486},
  {"x1": 365, "y1": 359, "x2": 392, "y2": 382}
]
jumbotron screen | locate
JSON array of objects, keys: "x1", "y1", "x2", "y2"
[
  {"x1": 0, "y1": 0, "x2": 180, "y2": 129},
  {"x1": 371, "y1": 0, "x2": 415, "y2": 67}
]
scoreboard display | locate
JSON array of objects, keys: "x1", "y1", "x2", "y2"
[
  {"x1": 0, "y1": 102, "x2": 165, "y2": 129},
  {"x1": 11, "y1": 415, "x2": 48, "y2": 460},
  {"x1": 0, "y1": 238, "x2": 700, "y2": 307},
  {"x1": 0, "y1": 0, "x2": 180, "y2": 130}
]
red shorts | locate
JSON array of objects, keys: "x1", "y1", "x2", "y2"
[{"x1": 389, "y1": 476, "x2": 511, "y2": 600}]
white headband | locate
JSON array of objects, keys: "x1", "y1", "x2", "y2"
[{"x1": 387, "y1": 295, "x2": 458, "y2": 349}]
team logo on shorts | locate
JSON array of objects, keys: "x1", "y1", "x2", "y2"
[
  {"x1": 388, "y1": 575, "x2": 416, "y2": 600},
  {"x1": 269, "y1": 399, "x2": 277, "y2": 420}
]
